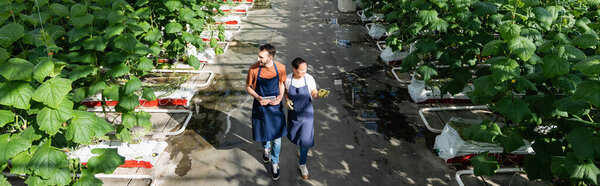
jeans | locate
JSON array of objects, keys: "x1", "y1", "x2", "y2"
[
  {"x1": 262, "y1": 138, "x2": 281, "y2": 165},
  {"x1": 299, "y1": 147, "x2": 308, "y2": 165}
]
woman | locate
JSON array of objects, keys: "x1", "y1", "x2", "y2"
[{"x1": 285, "y1": 57, "x2": 329, "y2": 179}]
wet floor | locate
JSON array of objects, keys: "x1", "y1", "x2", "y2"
[
  {"x1": 339, "y1": 65, "x2": 424, "y2": 143},
  {"x1": 187, "y1": 73, "x2": 249, "y2": 145}
]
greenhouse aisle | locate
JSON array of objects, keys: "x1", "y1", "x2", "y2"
[{"x1": 151, "y1": 0, "x2": 456, "y2": 185}]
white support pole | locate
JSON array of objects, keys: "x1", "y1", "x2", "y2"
[
  {"x1": 87, "y1": 108, "x2": 193, "y2": 137},
  {"x1": 419, "y1": 105, "x2": 489, "y2": 133}
]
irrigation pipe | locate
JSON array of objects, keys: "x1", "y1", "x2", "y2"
[
  {"x1": 87, "y1": 108, "x2": 192, "y2": 137},
  {"x1": 418, "y1": 105, "x2": 488, "y2": 133},
  {"x1": 455, "y1": 168, "x2": 522, "y2": 186}
]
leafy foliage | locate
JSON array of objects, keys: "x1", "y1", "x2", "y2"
[
  {"x1": 381, "y1": 0, "x2": 600, "y2": 183},
  {"x1": 0, "y1": 0, "x2": 229, "y2": 184}
]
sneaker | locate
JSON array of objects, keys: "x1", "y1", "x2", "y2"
[
  {"x1": 299, "y1": 164, "x2": 309, "y2": 179},
  {"x1": 263, "y1": 148, "x2": 271, "y2": 163},
  {"x1": 272, "y1": 164, "x2": 280, "y2": 181}
]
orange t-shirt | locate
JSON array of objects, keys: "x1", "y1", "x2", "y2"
[{"x1": 246, "y1": 61, "x2": 286, "y2": 90}]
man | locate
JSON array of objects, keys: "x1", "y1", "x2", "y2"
[{"x1": 245, "y1": 44, "x2": 287, "y2": 180}]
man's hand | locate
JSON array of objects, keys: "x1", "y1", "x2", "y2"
[
  {"x1": 258, "y1": 97, "x2": 270, "y2": 106},
  {"x1": 318, "y1": 89, "x2": 330, "y2": 98},
  {"x1": 286, "y1": 98, "x2": 294, "y2": 110}
]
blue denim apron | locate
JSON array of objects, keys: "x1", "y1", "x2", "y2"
[
  {"x1": 251, "y1": 62, "x2": 286, "y2": 141},
  {"x1": 287, "y1": 76, "x2": 314, "y2": 148}
]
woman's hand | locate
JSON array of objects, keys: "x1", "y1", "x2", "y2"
[
  {"x1": 258, "y1": 97, "x2": 270, "y2": 106},
  {"x1": 269, "y1": 96, "x2": 282, "y2": 105},
  {"x1": 286, "y1": 98, "x2": 294, "y2": 110}
]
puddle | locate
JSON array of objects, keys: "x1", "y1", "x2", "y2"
[
  {"x1": 228, "y1": 40, "x2": 260, "y2": 54},
  {"x1": 341, "y1": 65, "x2": 419, "y2": 143},
  {"x1": 165, "y1": 130, "x2": 211, "y2": 177},
  {"x1": 188, "y1": 73, "x2": 248, "y2": 146}
]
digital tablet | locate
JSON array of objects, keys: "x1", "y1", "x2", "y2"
[{"x1": 262, "y1": 96, "x2": 276, "y2": 101}]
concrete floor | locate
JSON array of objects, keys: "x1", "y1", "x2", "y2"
[{"x1": 122, "y1": 0, "x2": 547, "y2": 186}]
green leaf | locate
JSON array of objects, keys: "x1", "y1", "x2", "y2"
[
  {"x1": 33, "y1": 77, "x2": 72, "y2": 107},
  {"x1": 105, "y1": 24, "x2": 126, "y2": 39},
  {"x1": 103, "y1": 84, "x2": 119, "y2": 101},
  {"x1": 68, "y1": 65, "x2": 95, "y2": 81},
  {"x1": 0, "y1": 48, "x2": 8, "y2": 63},
  {"x1": 107, "y1": 63, "x2": 130, "y2": 77},
  {"x1": 429, "y1": 18, "x2": 448, "y2": 32},
  {"x1": 573, "y1": 58, "x2": 600, "y2": 76},
  {"x1": 124, "y1": 76, "x2": 142, "y2": 95},
  {"x1": 0, "y1": 110, "x2": 14, "y2": 127},
  {"x1": 179, "y1": 8, "x2": 196, "y2": 22},
  {"x1": 134, "y1": 7, "x2": 151, "y2": 19},
  {"x1": 88, "y1": 79, "x2": 106, "y2": 95},
  {"x1": 72, "y1": 88, "x2": 86, "y2": 103},
  {"x1": 508, "y1": 36, "x2": 536, "y2": 62},
  {"x1": 73, "y1": 169, "x2": 103, "y2": 186},
  {"x1": 187, "y1": 55, "x2": 200, "y2": 70},
  {"x1": 533, "y1": 7, "x2": 553, "y2": 26},
  {"x1": 566, "y1": 128, "x2": 595, "y2": 160},
  {"x1": 142, "y1": 88, "x2": 156, "y2": 101},
  {"x1": 87, "y1": 148, "x2": 124, "y2": 174},
  {"x1": 520, "y1": 28, "x2": 542, "y2": 42},
  {"x1": 463, "y1": 120, "x2": 502, "y2": 143},
  {"x1": 29, "y1": 141, "x2": 68, "y2": 180},
  {"x1": 116, "y1": 127, "x2": 131, "y2": 142},
  {"x1": 498, "y1": 23, "x2": 521, "y2": 41},
  {"x1": 121, "y1": 112, "x2": 137, "y2": 128},
  {"x1": 416, "y1": 10, "x2": 438, "y2": 25},
  {"x1": 70, "y1": 4, "x2": 87, "y2": 17},
  {"x1": 0, "y1": 175, "x2": 7, "y2": 186},
  {"x1": 114, "y1": 33, "x2": 138, "y2": 50},
  {"x1": 473, "y1": 2, "x2": 497, "y2": 16},
  {"x1": 0, "y1": 58, "x2": 34, "y2": 81},
  {"x1": 135, "y1": 0, "x2": 149, "y2": 6},
  {"x1": 137, "y1": 57, "x2": 154, "y2": 71},
  {"x1": 415, "y1": 38, "x2": 437, "y2": 53},
  {"x1": 49, "y1": 3, "x2": 69, "y2": 17},
  {"x1": 37, "y1": 99, "x2": 73, "y2": 135},
  {"x1": 70, "y1": 14, "x2": 94, "y2": 28},
  {"x1": 482, "y1": 40, "x2": 502, "y2": 56},
  {"x1": 10, "y1": 147, "x2": 35, "y2": 175},
  {"x1": 514, "y1": 77, "x2": 537, "y2": 92},
  {"x1": 46, "y1": 167, "x2": 70, "y2": 186},
  {"x1": 0, "y1": 23, "x2": 25, "y2": 48},
  {"x1": 66, "y1": 111, "x2": 99, "y2": 144},
  {"x1": 542, "y1": 55, "x2": 569, "y2": 78},
  {"x1": 498, "y1": 133, "x2": 525, "y2": 152},
  {"x1": 470, "y1": 152, "x2": 499, "y2": 176},
  {"x1": 554, "y1": 97, "x2": 590, "y2": 116},
  {"x1": 473, "y1": 75, "x2": 500, "y2": 96},
  {"x1": 495, "y1": 97, "x2": 531, "y2": 122},
  {"x1": 565, "y1": 152, "x2": 600, "y2": 184},
  {"x1": 136, "y1": 111, "x2": 152, "y2": 128},
  {"x1": 551, "y1": 156, "x2": 568, "y2": 179},
  {"x1": 0, "y1": 81, "x2": 35, "y2": 109},
  {"x1": 145, "y1": 28, "x2": 161, "y2": 43},
  {"x1": 24, "y1": 176, "x2": 45, "y2": 186},
  {"x1": 572, "y1": 80, "x2": 600, "y2": 106},
  {"x1": 165, "y1": 0, "x2": 183, "y2": 12},
  {"x1": 82, "y1": 36, "x2": 107, "y2": 51},
  {"x1": 210, "y1": 38, "x2": 218, "y2": 48},
  {"x1": 0, "y1": 133, "x2": 32, "y2": 167},
  {"x1": 33, "y1": 59, "x2": 55, "y2": 82},
  {"x1": 67, "y1": 26, "x2": 89, "y2": 43},
  {"x1": 119, "y1": 94, "x2": 139, "y2": 111},
  {"x1": 572, "y1": 34, "x2": 598, "y2": 49},
  {"x1": 563, "y1": 45, "x2": 586, "y2": 62},
  {"x1": 417, "y1": 65, "x2": 437, "y2": 81},
  {"x1": 165, "y1": 22, "x2": 183, "y2": 34},
  {"x1": 490, "y1": 58, "x2": 519, "y2": 83}
]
